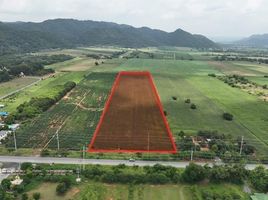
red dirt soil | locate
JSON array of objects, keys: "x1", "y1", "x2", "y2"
[{"x1": 88, "y1": 71, "x2": 177, "y2": 153}]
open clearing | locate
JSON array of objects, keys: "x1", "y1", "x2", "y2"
[
  {"x1": 0, "y1": 76, "x2": 39, "y2": 98},
  {"x1": 25, "y1": 181, "x2": 248, "y2": 200},
  {"x1": 89, "y1": 71, "x2": 176, "y2": 153},
  {"x1": 46, "y1": 57, "x2": 98, "y2": 72}
]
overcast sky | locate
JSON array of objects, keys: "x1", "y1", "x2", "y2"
[{"x1": 0, "y1": 0, "x2": 267, "y2": 38}]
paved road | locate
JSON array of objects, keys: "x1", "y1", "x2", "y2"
[
  {"x1": 0, "y1": 77, "x2": 41, "y2": 100},
  {"x1": 0, "y1": 156, "x2": 267, "y2": 170}
]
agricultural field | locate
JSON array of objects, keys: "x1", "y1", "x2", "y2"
[
  {"x1": 25, "y1": 181, "x2": 249, "y2": 200},
  {"x1": 2, "y1": 47, "x2": 268, "y2": 159},
  {"x1": 9, "y1": 72, "x2": 115, "y2": 150},
  {"x1": 0, "y1": 72, "x2": 85, "y2": 113},
  {"x1": 89, "y1": 72, "x2": 176, "y2": 153},
  {"x1": 0, "y1": 76, "x2": 39, "y2": 98}
]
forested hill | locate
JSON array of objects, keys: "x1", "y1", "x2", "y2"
[{"x1": 0, "y1": 19, "x2": 217, "y2": 54}]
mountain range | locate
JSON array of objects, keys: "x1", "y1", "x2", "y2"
[
  {"x1": 0, "y1": 19, "x2": 217, "y2": 55},
  {"x1": 235, "y1": 34, "x2": 268, "y2": 47}
]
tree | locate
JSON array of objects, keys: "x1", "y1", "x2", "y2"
[
  {"x1": 21, "y1": 193, "x2": 29, "y2": 200},
  {"x1": 21, "y1": 162, "x2": 32, "y2": 170},
  {"x1": 190, "y1": 104, "x2": 197, "y2": 109},
  {"x1": 182, "y1": 163, "x2": 206, "y2": 183},
  {"x1": 56, "y1": 183, "x2": 67, "y2": 195},
  {"x1": 32, "y1": 192, "x2": 41, "y2": 200},
  {"x1": 185, "y1": 99, "x2": 191, "y2": 103},
  {"x1": 249, "y1": 166, "x2": 268, "y2": 192},
  {"x1": 223, "y1": 112, "x2": 233, "y2": 121},
  {"x1": 1, "y1": 179, "x2": 11, "y2": 191}
]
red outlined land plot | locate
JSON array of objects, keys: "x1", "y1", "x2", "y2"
[{"x1": 88, "y1": 71, "x2": 177, "y2": 153}]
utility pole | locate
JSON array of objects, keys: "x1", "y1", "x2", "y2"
[
  {"x1": 13, "y1": 131, "x2": 17, "y2": 151},
  {"x1": 56, "y1": 132, "x2": 60, "y2": 151},
  {"x1": 239, "y1": 136, "x2": 244, "y2": 155},
  {"x1": 82, "y1": 145, "x2": 85, "y2": 171},
  {"x1": 190, "y1": 148, "x2": 194, "y2": 161}
]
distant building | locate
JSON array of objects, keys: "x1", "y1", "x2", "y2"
[
  {"x1": 11, "y1": 176, "x2": 23, "y2": 186},
  {"x1": 0, "y1": 112, "x2": 8, "y2": 117},
  {"x1": 0, "y1": 130, "x2": 11, "y2": 143},
  {"x1": 19, "y1": 72, "x2": 25, "y2": 77},
  {"x1": 8, "y1": 124, "x2": 20, "y2": 131}
]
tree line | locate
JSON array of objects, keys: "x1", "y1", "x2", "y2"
[
  {"x1": 1, "y1": 162, "x2": 267, "y2": 199},
  {"x1": 4, "y1": 81, "x2": 76, "y2": 124},
  {"x1": 0, "y1": 54, "x2": 73, "y2": 83}
]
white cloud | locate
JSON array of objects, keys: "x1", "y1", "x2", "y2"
[{"x1": 0, "y1": 0, "x2": 268, "y2": 37}]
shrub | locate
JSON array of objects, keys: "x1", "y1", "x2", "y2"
[
  {"x1": 185, "y1": 99, "x2": 191, "y2": 103},
  {"x1": 190, "y1": 104, "x2": 197, "y2": 109},
  {"x1": 22, "y1": 193, "x2": 29, "y2": 200},
  {"x1": 56, "y1": 183, "x2": 67, "y2": 195},
  {"x1": 1, "y1": 179, "x2": 11, "y2": 191},
  {"x1": 223, "y1": 112, "x2": 233, "y2": 121},
  {"x1": 208, "y1": 73, "x2": 216, "y2": 77},
  {"x1": 33, "y1": 192, "x2": 41, "y2": 200},
  {"x1": 182, "y1": 163, "x2": 206, "y2": 183},
  {"x1": 21, "y1": 162, "x2": 32, "y2": 170},
  {"x1": 172, "y1": 96, "x2": 177, "y2": 100}
]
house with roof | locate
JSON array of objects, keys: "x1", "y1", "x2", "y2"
[{"x1": 0, "y1": 112, "x2": 8, "y2": 117}]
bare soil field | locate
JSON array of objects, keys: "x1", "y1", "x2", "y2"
[{"x1": 89, "y1": 71, "x2": 177, "y2": 153}]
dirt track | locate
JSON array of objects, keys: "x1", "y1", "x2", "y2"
[{"x1": 89, "y1": 72, "x2": 176, "y2": 152}]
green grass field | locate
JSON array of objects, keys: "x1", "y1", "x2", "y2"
[
  {"x1": 0, "y1": 72, "x2": 86, "y2": 113},
  {"x1": 0, "y1": 76, "x2": 39, "y2": 98},
  {"x1": 25, "y1": 181, "x2": 248, "y2": 200}
]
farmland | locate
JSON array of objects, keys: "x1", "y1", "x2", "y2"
[
  {"x1": 0, "y1": 76, "x2": 39, "y2": 98},
  {"x1": 89, "y1": 72, "x2": 176, "y2": 153},
  {"x1": 23, "y1": 181, "x2": 249, "y2": 200},
  {"x1": 1, "y1": 47, "x2": 267, "y2": 160},
  {"x1": 0, "y1": 72, "x2": 85, "y2": 113}
]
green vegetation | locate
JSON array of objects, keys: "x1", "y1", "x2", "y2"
[
  {"x1": 1, "y1": 162, "x2": 260, "y2": 200},
  {"x1": 0, "y1": 19, "x2": 216, "y2": 55},
  {"x1": 1, "y1": 46, "x2": 267, "y2": 162},
  {"x1": 8, "y1": 72, "x2": 115, "y2": 149},
  {"x1": 4, "y1": 81, "x2": 76, "y2": 123},
  {"x1": 0, "y1": 54, "x2": 73, "y2": 82},
  {"x1": 0, "y1": 77, "x2": 38, "y2": 97},
  {"x1": 0, "y1": 71, "x2": 85, "y2": 113}
]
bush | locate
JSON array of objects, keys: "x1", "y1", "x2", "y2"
[
  {"x1": 172, "y1": 96, "x2": 177, "y2": 100},
  {"x1": 185, "y1": 99, "x2": 191, "y2": 103},
  {"x1": 223, "y1": 112, "x2": 233, "y2": 121},
  {"x1": 33, "y1": 192, "x2": 41, "y2": 200},
  {"x1": 1, "y1": 179, "x2": 11, "y2": 191},
  {"x1": 21, "y1": 162, "x2": 32, "y2": 170},
  {"x1": 208, "y1": 73, "x2": 216, "y2": 77},
  {"x1": 22, "y1": 193, "x2": 29, "y2": 200},
  {"x1": 181, "y1": 163, "x2": 206, "y2": 183},
  {"x1": 56, "y1": 183, "x2": 67, "y2": 195},
  {"x1": 190, "y1": 104, "x2": 197, "y2": 109}
]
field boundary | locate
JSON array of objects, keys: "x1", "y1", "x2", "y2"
[{"x1": 88, "y1": 71, "x2": 177, "y2": 154}]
